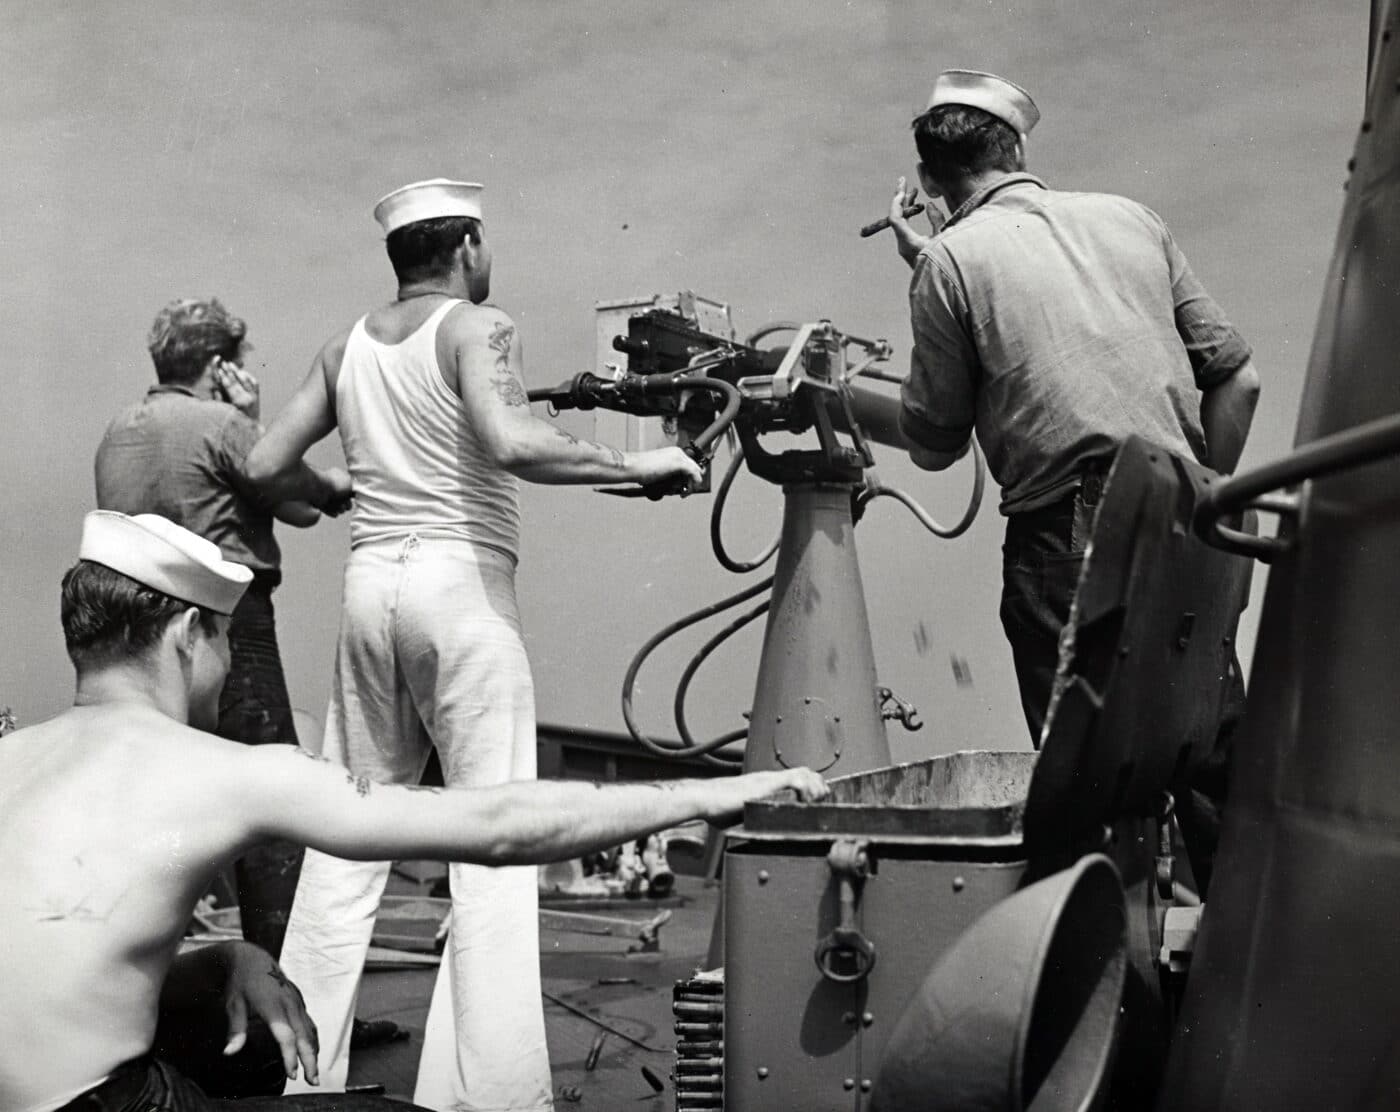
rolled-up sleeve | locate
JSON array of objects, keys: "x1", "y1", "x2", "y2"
[
  {"x1": 899, "y1": 252, "x2": 979, "y2": 452},
  {"x1": 218, "y1": 411, "x2": 273, "y2": 508},
  {"x1": 1164, "y1": 233, "x2": 1252, "y2": 389}
]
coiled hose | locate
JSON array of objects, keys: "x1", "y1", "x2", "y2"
[{"x1": 620, "y1": 322, "x2": 985, "y2": 764}]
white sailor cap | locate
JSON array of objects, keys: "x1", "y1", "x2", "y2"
[
  {"x1": 373, "y1": 178, "x2": 484, "y2": 235},
  {"x1": 79, "y1": 511, "x2": 252, "y2": 616},
  {"x1": 927, "y1": 70, "x2": 1040, "y2": 136}
]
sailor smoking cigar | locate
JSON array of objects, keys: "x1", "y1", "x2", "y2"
[{"x1": 860, "y1": 203, "x2": 926, "y2": 238}]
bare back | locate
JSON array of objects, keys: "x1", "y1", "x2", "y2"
[
  {"x1": 0, "y1": 667, "x2": 779, "y2": 1109},
  {"x1": 0, "y1": 707, "x2": 255, "y2": 1111}
]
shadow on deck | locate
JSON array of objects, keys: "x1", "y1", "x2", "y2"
[{"x1": 346, "y1": 871, "x2": 717, "y2": 1108}]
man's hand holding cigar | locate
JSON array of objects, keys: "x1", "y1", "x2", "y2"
[{"x1": 880, "y1": 176, "x2": 947, "y2": 267}]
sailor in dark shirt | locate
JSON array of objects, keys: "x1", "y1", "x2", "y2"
[{"x1": 95, "y1": 297, "x2": 350, "y2": 956}]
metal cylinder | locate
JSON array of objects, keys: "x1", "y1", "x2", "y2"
[{"x1": 743, "y1": 484, "x2": 891, "y2": 775}]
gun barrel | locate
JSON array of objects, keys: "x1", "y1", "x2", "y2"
[{"x1": 827, "y1": 383, "x2": 913, "y2": 450}]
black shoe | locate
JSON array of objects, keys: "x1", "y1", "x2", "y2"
[{"x1": 350, "y1": 1018, "x2": 409, "y2": 1051}]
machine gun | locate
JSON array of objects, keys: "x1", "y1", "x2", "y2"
[
  {"x1": 530, "y1": 304, "x2": 983, "y2": 779},
  {"x1": 531, "y1": 307, "x2": 929, "y2": 492}
]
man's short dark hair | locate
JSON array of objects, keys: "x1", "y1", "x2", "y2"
[
  {"x1": 60, "y1": 560, "x2": 219, "y2": 671},
  {"x1": 911, "y1": 104, "x2": 1023, "y2": 186},
  {"x1": 385, "y1": 216, "x2": 481, "y2": 283},
  {"x1": 147, "y1": 298, "x2": 247, "y2": 386}
]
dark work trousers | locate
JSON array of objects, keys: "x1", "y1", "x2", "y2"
[
  {"x1": 216, "y1": 580, "x2": 304, "y2": 958},
  {"x1": 998, "y1": 475, "x2": 1245, "y2": 896},
  {"x1": 51, "y1": 945, "x2": 427, "y2": 1111},
  {"x1": 55, "y1": 1004, "x2": 423, "y2": 1112},
  {"x1": 57, "y1": 1055, "x2": 416, "y2": 1110},
  {"x1": 54, "y1": 963, "x2": 422, "y2": 1109}
]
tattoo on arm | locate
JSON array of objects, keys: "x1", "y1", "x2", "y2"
[
  {"x1": 486, "y1": 321, "x2": 530, "y2": 408},
  {"x1": 492, "y1": 373, "x2": 530, "y2": 408},
  {"x1": 346, "y1": 772, "x2": 372, "y2": 798},
  {"x1": 552, "y1": 425, "x2": 624, "y2": 468},
  {"x1": 488, "y1": 322, "x2": 514, "y2": 367},
  {"x1": 266, "y1": 964, "x2": 303, "y2": 999}
]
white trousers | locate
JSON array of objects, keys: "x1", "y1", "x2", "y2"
[{"x1": 278, "y1": 536, "x2": 552, "y2": 1112}]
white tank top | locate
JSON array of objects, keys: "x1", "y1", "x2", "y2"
[{"x1": 335, "y1": 298, "x2": 521, "y2": 559}]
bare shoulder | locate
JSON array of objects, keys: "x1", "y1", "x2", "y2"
[
  {"x1": 315, "y1": 320, "x2": 359, "y2": 393},
  {"x1": 0, "y1": 708, "x2": 245, "y2": 815},
  {"x1": 114, "y1": 714, "x2": 249, "y2": 774},
  {"x1": 439, "y1": 301, "x2": 515, "y2": 352},
  {"x1": 87, "y1": 709, "x2": 286, "y2": 780},
  {"x1": 437, "y1": 305, "x2": 520, "y2": 401},
  {"x1": 316, "y1": 320, "x2": 358, "y2": 366},
  {"x1": 125, "y1": 734, "x2": 322, "y2": 838}
]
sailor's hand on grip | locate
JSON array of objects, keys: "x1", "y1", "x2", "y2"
[
  {"x1": 629, "y1": 445, "x2": 707, "y2": 499},
  {"x1": 633, "y1": 446, "x2": 705, "y2": 487}
]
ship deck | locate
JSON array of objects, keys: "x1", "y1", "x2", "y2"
[{"x1": 346, "y1": 869, "x2": 718, "y2": 1108}]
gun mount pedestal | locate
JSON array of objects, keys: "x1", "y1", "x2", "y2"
[{"x1": 743, "y1": 483, "x2": 890, "y2": 776}]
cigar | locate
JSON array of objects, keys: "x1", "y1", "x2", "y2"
[{"x1": 860, "y1": 203, "x2": 925, "y2": 238}]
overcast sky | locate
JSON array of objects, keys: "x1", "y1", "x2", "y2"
[{"x1": 0, "y1": 0, "x2": 1366, "y2": 760}]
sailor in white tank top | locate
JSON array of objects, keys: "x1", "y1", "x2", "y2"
[
  {"x1": 278, "y1": 293, "x2": 552, "y2": 1109},
  {"x1": 265, "y1": 179, "x2": 695, "y2": 1111},
  {"x1": 335, "y1": 297, "x2": 521, "y2": 560}
]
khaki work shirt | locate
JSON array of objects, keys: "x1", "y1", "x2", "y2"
[{"x1": 899, "y1": 174, "x2": 1252, "y2": 513}]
